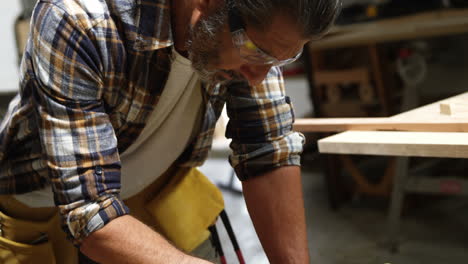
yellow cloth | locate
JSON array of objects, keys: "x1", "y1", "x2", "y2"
[
  {"x1": 0, "y1": 167, "x2": 224, "y2": 263},
  {"x1": 0, "y1": 196, "x2": 74, "y2": 264},
  {"x1": 145, "y1": 167, "x2": 225, "y2": 252}
]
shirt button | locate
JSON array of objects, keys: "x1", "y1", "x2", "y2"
[{"x1": 95, "y1": 166, "x2": 103, "y2": 175}]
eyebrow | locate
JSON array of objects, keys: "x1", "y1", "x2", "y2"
[
  {"x1": 250, "y1": 31, "x2": 302, "y2": 61},
  {"x1": 227, "y1": 3, "x2": 275, "y2": 55},
  {"x1": 227, "y1": 3, "x2": 298, "y2": 60},
  {"x1": 247, "y1": 35, "x2": 276, "y2": 58}
]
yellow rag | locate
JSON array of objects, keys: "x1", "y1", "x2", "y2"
[{"x1": 145, "y1": 168, "x2": 225, "y2": 252}]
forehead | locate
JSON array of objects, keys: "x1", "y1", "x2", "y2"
[{"x1": 244, "y1": 15, "x2": 307, "y2": 60}]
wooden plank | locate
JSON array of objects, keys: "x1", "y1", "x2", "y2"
[
  {"x1": 310, "y1": 22, "x2": 468, "y2": 50},
  {"x1": 320, "y1": 101, "x2": 369, "y2": 118},
  {"x1": 294, "y1": 118, "x2": 468, "y2": 132},
  {"x1": 314, "y1": 68, "x2": 369, "y2": 85},
  {"x1": 327, "y1": 9, "x2": 468, "y2": 35},
  {"x1": 310, "y1": 9, "x2": 468, "y2": 51},
  {"x1": 295, "y1": 92, "x2": 468, "y2": 132},
  {"x1": 318, "y1": 131, "x2": 468, "y2": 158},
  {"x1": 391, "y1": 92, "x2": 468, "y2": 120}
]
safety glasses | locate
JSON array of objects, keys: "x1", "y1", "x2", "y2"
[{"x1": 228, "y1": 4, "x2": 303, "y2": 67}]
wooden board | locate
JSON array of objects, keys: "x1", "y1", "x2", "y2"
[
  {"x1": 310, "y1": 9, "x2": 468, "y2": 50},
  {"x1": 391, "y1": 92, "x2": 468, "y2": 120},
  {"x1": 318, "y1": 131, "x2": 468, "y2": 158},
  {"x1": 328, "y1": 9, "x2": 468, "y2": 35},
  {"x1": 314, "y1": 68, "x2": 369, "y2": 85},
  {"x1": 316, "y1": 92, "x2": 468, "y2": 158},
  {"x1": 295, "y1": 92, "x2": 468, "y2": 132},
  {"x1": 294, "y1": 118, "x2": 468, "y2": 132}
]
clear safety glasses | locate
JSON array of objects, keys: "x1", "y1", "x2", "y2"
[{"x1": 228, "y1": 4, "x2": 303, "y2": 67}]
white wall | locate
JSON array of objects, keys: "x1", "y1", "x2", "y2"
[
  {"x1": 284, "y1": 76, "x2": 313, "y2": 118},
  {"x1": 0, "y1": 1, "x2": 21, "y2": 93}
]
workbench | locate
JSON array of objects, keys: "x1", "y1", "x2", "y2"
[
  {"x1": 302, "y1": 7, "x2": 468, "y2": 208},
  {"x1": 307, "y1": 8, "x2": 468, "y2": 116},
  {"x1": 316, "y1": 92, "x2": 468, "y2": 251}
]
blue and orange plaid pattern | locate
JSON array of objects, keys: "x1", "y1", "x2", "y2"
[{"x1": 0, "y1": 0, "x2": 304, "y2": 244}]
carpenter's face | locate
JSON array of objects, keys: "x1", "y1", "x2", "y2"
[{"x1": 187, "y1": 8, "x2": 307, "y2": 86}]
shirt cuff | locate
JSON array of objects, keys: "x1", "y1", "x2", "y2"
[
  {"x1": 63, "y1": 194, "x2": 129, "y2": 246},
  {"x1": 233, "y1": 153, "x2": 302, "y2": 181},
  {"x1": 230, "y1": 131, "x2": 305, "y2": 180}
]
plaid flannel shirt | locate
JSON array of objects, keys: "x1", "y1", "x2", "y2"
[{"x1": 0, "y1": 0, "x2": 304, "y2": 244}]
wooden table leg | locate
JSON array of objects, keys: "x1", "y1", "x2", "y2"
[
  {"x1": 339, "y1": 156, "x2": 395, "y2": 196},
  {"x1": 324, "y1": 154, "x2": 344, "y2": 210},
  {"x1": 386, "y1": 157, "x2": 410, "y2": 253},
  {"x1": 369, "y1": 44, "x2": 391, "y2": 116}
]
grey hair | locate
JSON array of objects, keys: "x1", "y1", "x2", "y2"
[{"x1": 231, "y1": 0, "x2": 342, "y2": 39}]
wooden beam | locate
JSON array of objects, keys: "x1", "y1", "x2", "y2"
[
  {"x1": 294, "y1": 118, "x2": 468, "y2": 132},
  {"x1": 368, "y1": 44, "x2": 390, "y2": 115},
  {"x1": 309, "y1": 9, "x2": 468, "y2": 51},
  {"x1": 339, "y1": 155, "x2": 395, "y2": 196},
  {"x1": 314, "y1": 68, "x2": 369, "y2": 85},
  {"x1": 318, "y1": 131, "x2": 468, "y2": 158}
]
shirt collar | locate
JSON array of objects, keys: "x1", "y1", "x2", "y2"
[{"x1": 131, "y1": 0, "x2": 174, "y2": 51}]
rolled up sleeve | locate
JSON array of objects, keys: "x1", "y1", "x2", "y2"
[
  {"x1": 30, "y1": 3, "x2": 128, "y2": 245},
  {"x1": 226, "y1": 67, "x2": 305, "y2": 180}
]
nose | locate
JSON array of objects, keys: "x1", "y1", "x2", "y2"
[{"x1": 239, "y1": 64, "x2": 272, "y2": 86}]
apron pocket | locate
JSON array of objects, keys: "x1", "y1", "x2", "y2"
[
  {"x1": 145, "y1": 168, "x2": 224, "y2": 252},
  {"x1": 0, "y1": 236, "x2": 56, "y2": 264},
  {"x1": 0, "y1": 209, "x2": 56, "y2": 264}
]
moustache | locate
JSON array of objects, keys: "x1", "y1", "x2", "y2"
[{"x1": 213, "y1": 70, "x2": 247, "y2": 84}]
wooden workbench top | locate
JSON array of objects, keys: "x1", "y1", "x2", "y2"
[{"x1": 316, "y1": 92, "x2": 468, "y2": 158}]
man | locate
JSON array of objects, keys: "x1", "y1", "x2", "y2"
[{"x1": 0, "y1": 0, "x2": 340, "y2": 263}]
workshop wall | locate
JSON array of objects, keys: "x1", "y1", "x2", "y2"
[{"x1": 0, "y1": 1, "x2": 21, "y2": 93}]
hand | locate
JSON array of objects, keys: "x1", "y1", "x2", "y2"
[{"x1": 81, "y1": 215, "x2": 215, "y2": 264}]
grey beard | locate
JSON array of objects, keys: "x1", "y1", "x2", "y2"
[{"x1": 186, "y1": 6, "x2": 246, "y2": 85}]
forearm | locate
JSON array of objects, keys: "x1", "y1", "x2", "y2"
[
  {"x1": 80, "y1": 215, "x2": 212, "y2": 264},
  {"x1": 242, "y1": 166, "x2": 310, "y2": 264}
]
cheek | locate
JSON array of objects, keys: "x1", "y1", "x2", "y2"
[
  {"x1": 215, "y1": 48, "x2": 242, "y2": 69},
  {"x1": 211, "y1": 29, "x2": 243, "y2": 70}
]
